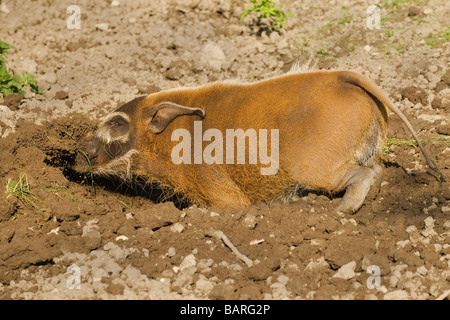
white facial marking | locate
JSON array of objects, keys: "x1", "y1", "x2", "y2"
[{"x1": 96, "y1": 112, "x2": 131, "y2": 144}]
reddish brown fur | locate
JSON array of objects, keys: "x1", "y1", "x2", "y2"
[{"x1": 74, "y1": 70, "x2": 444, "y2": 212}]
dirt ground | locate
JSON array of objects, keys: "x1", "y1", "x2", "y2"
[{"x1": 0, "y1": 0, "x2": 449, "y2": 300}]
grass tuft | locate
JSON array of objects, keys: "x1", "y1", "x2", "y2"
[
  {"x1": 383, "y1": 135, "x2": 450, "y2": 155},
  {"x1": 5, "y1": 173, "x2": 45, "y2": 210}
]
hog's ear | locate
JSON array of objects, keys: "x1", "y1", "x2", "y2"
[{"x1": 148, "y1": 101, "x2": 205, "y2": 133}]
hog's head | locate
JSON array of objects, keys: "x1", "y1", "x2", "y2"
[{"x1": 73, "y1": 96, "x2": 205, "y2": 180}]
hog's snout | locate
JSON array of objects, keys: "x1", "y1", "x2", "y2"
[
  {"x1": 71, "y1": 137, "x2": 101, "y2": 173},
  {"x1": 80, "y1": 136, "x2": 127, "y2": 167},
  {"x1": 85, "y1": 138, "x2": 100, "y2": 160}
]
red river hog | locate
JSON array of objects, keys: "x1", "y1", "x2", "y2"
[{"x1": 73, "y1": 70, "x2": 444, "y2": 213}]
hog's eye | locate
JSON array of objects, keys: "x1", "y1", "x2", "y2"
[
  {"x1": 107, "y1": 116, "x2": 127, "y2": 128},
  {"x1": 111, "y1": 121, "x2": 123, "y2": 127}
]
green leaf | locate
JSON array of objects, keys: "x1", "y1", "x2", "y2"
[
  {"x1": 240, "y1": 0, "x2": 292, "y2": 31},
  {"x1": 0, "y1": 41, "x2": 14, "y2": 56},
  {"x1": 0, "y1": 63, "x2": 9, "y2": 81},
  {"x1": 22, "y1": 71, "x2": 34, "y2": 85},
  {"x1": 23, "y1": 71, "x2": 46, "y2": 97},
  {"x1": 0, "y1": 41, "x2": 46, "y2": 98},
  {"x1": 1, "y1": 86, "x2": 12, "y2": 96}
]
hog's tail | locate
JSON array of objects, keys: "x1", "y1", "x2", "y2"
[{"x1": 339, "y1": 71, "x2": 445, "y2": 182}]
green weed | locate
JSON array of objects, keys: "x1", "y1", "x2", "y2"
[
  {"x1": 380, "y1": 0, "x2": 423, "y2": 9},
  {"x1": 45, "y1": 181, "x2": 76, "y2": 201},
  {"x1": 241, "y1": 0, "x2": 293, "y2": 33},
  {"x1": 426, "y1": 27, "x2": 450, "y2": 48},
  {"x1": 118, "y1": 200, "x2": 130, "y2": 208},
  {"x1": 383, "y1": 135, "x2": 450, "y2": 156},
  {"x1": 338, "y1": 17, "x2": 352, "y2": 25},
  {"x1": 5, "y1": 173, "x2": 45, "y2": 210},
  {"x1": 0, "y1": 41, "x2": 45, "y2": 98},
  {"x1": 385, "y1": 30, "x2": 395, "y2": 37}
]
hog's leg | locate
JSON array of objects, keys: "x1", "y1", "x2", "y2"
[
  {"x1": 210, "y1": 189, "x2": 251, "y2": 210},
  {"x1": 198, "y1": 166, "x2": 251, "y2": 210},
  {"x1": 336, "y1": 163, "x2": 382, "y2": 214}
]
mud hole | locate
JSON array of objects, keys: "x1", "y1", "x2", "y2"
[{"x1": 0, "y1": 0, "x2": 449, "y2": 300}]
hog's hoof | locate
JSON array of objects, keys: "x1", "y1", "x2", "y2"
[{"x1": 335, "y1": 163, "x2": 382, "y2": 215}]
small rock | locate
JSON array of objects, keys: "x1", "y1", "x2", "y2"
[
  {"x1": 405, "y1": 225, "x2": 418, "y2": 233},
  {"x1": 407, "y1": 6, "x2": 421, "y2": 17},
  {"x1": 179, "y1": 254, "x2": 196, "y2": 271},
  {"x1": 137, "y1": 84, "x2": 161, "y2": 94},
  {"x1": 66, "y1": 39, "x2": 85, "y2": 52},
  {"x1": 406, "y1": 225, "x2": 421, "y2": 244},
  {"x1": 197, "y1": 258, "x2": 214, "y2": 272},
  {"x1": 269, "y1": 31, "x2": 281, "y2": 42},
  {"x1": 165, "y1": 60, "x2": 189, "y2": 81},
  {"x1": 82, "y1": 219, "x2": 100, "y2": 238},
  {"x1": 122, "y1": 265, "x2": 142, "y2": 283},
  {"x1": 256, "y1": 42, "x2": 265, "y2": 53},
  {"x1": 19, "y1": 59, "x2": 37, "y2": 75},
  {"x1": 247, "y1": 263, "x2": 272, "y2": 281},
  {"x1": 210, "y1": 283, "x2": 236, "y2": 299},
  {"x1": 95, "y1": 23, "x2": 109, "y2": 31},
  {"x1": 195, "y1": 276, "x2": 215, "y2": 294},
  {"x1": 384, "y1": 290, "x2": 409, "y2": 300},
  {"x1": 0, "y1": 2, "x2": 9, "y2": 14},
  {"x1": 167, "y1": 247, "x2": 176, "y2": 257},
  {"x1": 424, "y1": 216, "x2": 435, "y2": 228},
  {"x1": 434, "y1": 243, "x2": 442, "y2": 253},
  {"x1": 210, "y1": 211, "x2": 220, "y2": 217},
  {"x1": 332, "y1": 261, "x2": 356, "y2": 280},
  {"x1": 3, "y1": 93, "x2": 24, "y2": 110},
  {"x1": 437, "y1": 124, "x2": 450, "y2": 136},
  {"x1": 250, "y1": 239, "x2": 264, "y2": 245},
  {"x1": 277, "y1": 275, "x2": 289, "y2": 285},
  {"x1": 417, "y1": 265, "x2": 428, "y2": 276},
  {"x1": 170, "y1": 222, "x2": 185, "y2": 233},
  {"x1": 106, "y1": 281, "x2": 125, "y2": 295},
  {"x1": 165, "y1": 68, "x2": 182, "y2": 81},
  {"x1": 304, "y1": 257, "x2": 329, "y2": 272},
  {"x1": 244, "y1": 214, "x2": 257, "y2": 229},
  {"x1": 105, "y1": 51, "x2": 114, "y2": 59},
  {"x1": 104, "y1": 242, "x2": 129, "y2": 260},
  {"x1": 431, "y1": 97, "x2": 443, "y2": 109},
  {"x1": 364, "y1": 45, "x2": 371, "y2": 52},
  {"x1": 201, "y1": 42, "x2": 226, "y2": 71},
  {"x1": 42, "y1": 72, "x2": 57, "y2": 84},
  {"x1": 428, "y1": 65, "x2": 438, "y2": 73},
  {"x1": 47, "y1": 227, "x2": 60, "y2": 235},
  {"x1": 125, "y1": 212, "x2": 133, "y2": 219},
  {"x1": 122, "y1": 77, "x2": 136, "y2": 86},
  {"x1": 389, "y1": 275, "x2": 399, "y2": 287},
  {"x1": 400, "y1": 86, "x2": 428, "y2": 105},
  {"x1": 191, "y1": 60, "x2": 205, "y2": 73},
  {"x1": 396, "y1": 240, "x2": 410, "y2": 248},
  {"x1": 53, "y1": 90, "x2": 68, "y2": 100},
  {"x1": 111, "y1": 0, "x2": 120, "y2": 6},
  {"x1": 270, "y1": 281, "x2": 291, "y2": 299}
]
